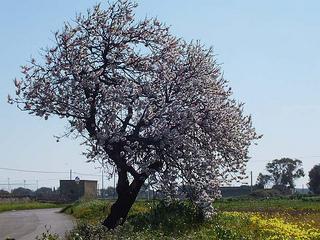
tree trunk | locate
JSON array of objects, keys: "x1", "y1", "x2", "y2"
[{"x1": 102, "y1": 170, "x2": 145, "y2": 229}]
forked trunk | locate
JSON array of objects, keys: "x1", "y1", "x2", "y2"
[{"x1": 102, "y1": 174, "x2": 145, "y2": 229}]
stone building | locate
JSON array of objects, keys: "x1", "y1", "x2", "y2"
[{"x1": 60, "y1": 180, "x2": 97, "y2": 202}]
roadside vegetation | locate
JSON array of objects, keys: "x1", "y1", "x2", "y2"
[
  {"x1": 46, "y1": 197, "x2": 320, "y2": 240},
  {"x1": 215, "y1": 196, "x2": 320, "y2": 212},
  {"x1": 0, "y1": 201, "x2": 64, "y2": 213}
]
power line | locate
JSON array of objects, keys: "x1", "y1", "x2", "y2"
[
  {"x1": 298, "y1": 155, "x2": 320, "y2": 159},
  {"x1": 0, "y1": 183, "x2": 34, "y2": 186},
  {"x1": 250, "y1": 155, "x2": 320, "y2": 163},
  {"x1": 0, "y1": 167, "x2": 68, "y2": 174},
  {"x1": 0, "y1": 177, "x2": 96, "y2": 184},
  {"x1": 0, "y1": 167, "x2": 101, "y2": 176},
  {"x1": 73, "y1": 171, "x2": 101, "y2": 177}
]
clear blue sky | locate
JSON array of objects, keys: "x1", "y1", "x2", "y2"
[{"x1": 1, "y1": 0, "x2": 319, "y2": 190}]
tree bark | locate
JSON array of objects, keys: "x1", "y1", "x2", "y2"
[{"x1": 102, "y1": 170, "x2": 145, "y2": 229}]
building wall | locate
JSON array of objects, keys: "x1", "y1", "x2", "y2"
[
  {"x1": 60, "y1": 180, "x2": 97, "y2": 202},
  {"x1": 84, "y1": 180, "x2": 97, "y2": 199}
]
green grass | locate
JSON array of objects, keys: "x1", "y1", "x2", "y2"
[
  {"x1": 63, "y1": 197, "x2": 320, "y2": 222},
  {"x1": 66, "y1": 200, "x2": 218, "y2": 240},
  {"x1": 214, "y1": 197, "x2": 320, "y2": 212},
  {"x1": 58, "y1": 198, "x2": 320, "y2": 240},
  {"x1": 0, "y1": 201, "x2": 64, "y2": 213},
  {"x1": 62, "y1": 199, "x2": 152, "y2": 223}
]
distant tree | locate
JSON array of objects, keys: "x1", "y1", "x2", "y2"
[
  {"x1": 12, "y1": 187, "x2": 33, "y2": 196},
  {"x1": 9, "y1": 0, "x2": 259, "y2": 228},
  {"x1": 35, "y1": 187, "x2": 53, "y2": 196},
  {"x1": 266, "y1": 158, "x2": 304, "y2": 189},
  {"x1": 255, "y1": 173, "x2": 272, "y2": 189},
  {"x1": 0, "y1": 189, "x2": 10, "y2": 196},
  {"x1": 308, "y1": 164, "x2": 320, "y2": 194}
]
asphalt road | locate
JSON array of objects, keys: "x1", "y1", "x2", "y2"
[{"x1": 0, "y1": 208, "x2": 74, "y2": 240}]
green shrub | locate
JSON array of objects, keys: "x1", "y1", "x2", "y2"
[
  {"x1": 67, "y1": 200, "x2": 251, "y2": 239},
  {"x1": 64, "y1": 198, "x2": 320, "y2": 239},
  {"x1": 128, "y1": 200, "x2": 204, "y2": 233},
  {"x1": 62, "y1": 200, "x2": 111, "y2": 222}
]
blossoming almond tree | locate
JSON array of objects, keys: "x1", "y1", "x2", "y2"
[{"x1": 9, "y1": 0, "x2": 259, "y2": 229}]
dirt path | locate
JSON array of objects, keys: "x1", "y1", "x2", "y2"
[{"x1": 0, "y1": 208, "x2": 74, "y2": 240}]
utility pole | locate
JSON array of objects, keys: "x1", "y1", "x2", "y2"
[
  {"x1": 70, "y1": 169, "x2": 72, "y2": 180},
  {"x1": 101, "y1": 162, "x2": 104, "y2": 198},
  {"x1": 7, "y1": 178, "x2": 10, "y2": 192},
  {"x1": 24, "y1": 180, "x2": 26, "y2": 188},
  {"x1": 36, "y1": 180, "x2": 39, "y2": 190},
  {"x1": 113, "y1": 167, "x2": 116, "y2": 199},
  {"x1": 250, "y1": 171, "x2": 253, "y2": 192},
  {"x1": 147, "y1": 178, "x2": 150, "y2": 201}
]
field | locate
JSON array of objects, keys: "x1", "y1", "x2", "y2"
[
  {"x1": 0, "y1": 201, "x2": 63, "y2": 213},
  {"x1": 58, "y1": 197, "x2": 320, "y2": 240}
]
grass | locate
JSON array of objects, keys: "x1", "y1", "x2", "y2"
[
  {"x1": 0, "y1": 201, "x2": 64, "y2": 213},
  {"x1": 55, "y1": 197, "x2": 320, "y2": 240},
  {"x1": 62, "y1": 199, "x2": 152, "y2": 223},
  {"x1": 214, "y1": 197, "x2": 320, "y2": 212}
]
